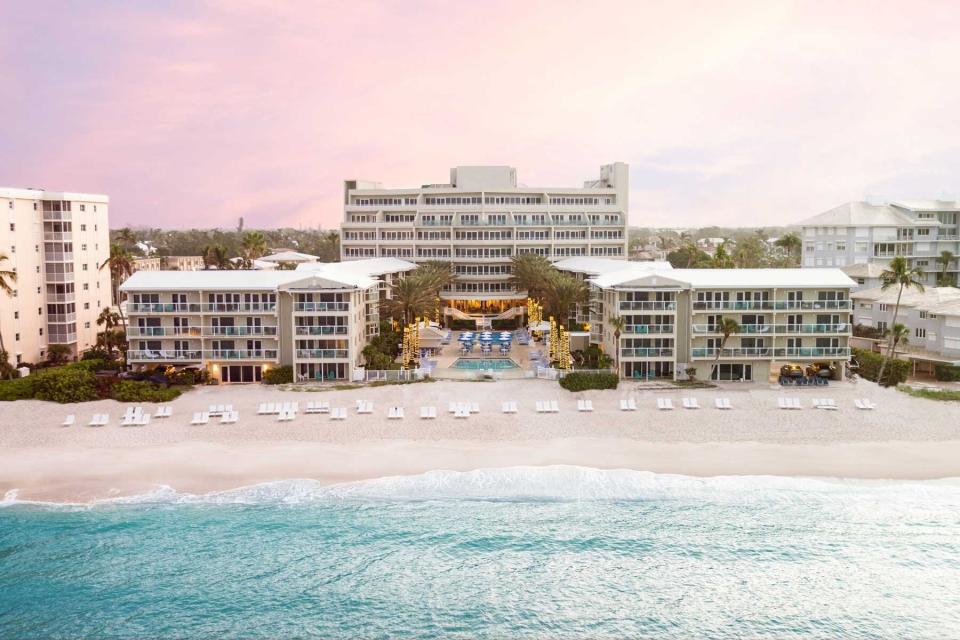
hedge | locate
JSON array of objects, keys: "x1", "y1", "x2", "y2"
[
  {"x1": 263, "y1": 365, "x2": 293, "y2": 385},
  {"x1": 0, "y1": 376, "x2": 36, "y2": 401},
  {"x1": 559, "y1": 372, "x2": 619, "y2": 392},
  {"x1": 113, "y1": 381, "x2": 182, "y2": 403},
  {"x1": 852, "y1": 348, "x2": 910, "y2": 387},
  {"x1": 934, "y1": 364, "x2": 960, "y2": 382},
  {"x1": 33, "y1": 367, "x2": 99, "y2": 403}
]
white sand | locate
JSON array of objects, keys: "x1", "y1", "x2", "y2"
[{"x1": 1, "y1": 379, "x2": 958, "y2": 502}]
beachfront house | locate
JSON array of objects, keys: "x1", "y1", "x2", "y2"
[
  {"x1": 120, "y1": 257, "x2": 415, "y2": 383},
  {"x1": 557, "y1": 258, "x2": 856, "y2": 382},
  {"x1": 339, "y1": 163, "x2": 629, "y2": 321}
]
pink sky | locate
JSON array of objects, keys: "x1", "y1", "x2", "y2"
[{"x1": 2, "y1": 1, "x2": 959, "y2": 229}]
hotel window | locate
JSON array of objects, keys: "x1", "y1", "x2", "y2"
[
  {"x1": 84, "y1": 302, "x2": 90, "y2": 309},
  {"x1": 15, "y1": 333, "x2": 19, "y2": 341},
  {"x1": 917, "y1": 228, "x2": 930, "y2": 236},
  {"x1": 85, "y1": 322, "x2": 90, "y2": 329},
  {"x1": 836, "y1": 242, "x2": 846, "y2": 251},
  {"x1": 879, "y1": 304, "x2": 888, "y2": 312},
  {"x1": 82, "y1": 264, "x2": 87, "y2": 270},
  {"x1": 13, "y1": 311, "x2": 17, "y2": 319},
  {"x1": 915, "y1": 327, "x2": 926, "y2": 339},
  {"x1": 82, "y1": 244, "x2": 87, "y2": 251},
  {"x1": 8, "y1": 223, "x2": 13, "y2": 231},
  {"x1": 83, "y1": 283, "x2": 88, "y2": 290},
  {"x1": 919, "y1": 311, "x2": 928, "y2": 319},
  {"x1": 79, "y1": 204, "x2": 86, "y2": 212},
  {"x1": 80, "y1": 224, "x2": 86, "y2": 231}
]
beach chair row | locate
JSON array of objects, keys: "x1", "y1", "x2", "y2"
[
  {"x1": 190, "y1": 410, "x2": 238, "y2": 425},
  {"x1": 256, "y1": 402, "x2": 299, "y2": 415},
  {"x1": 778, "y1": 397, "x2": 875, "y2": 411},
  {"x1": 619, "y1": 397, "x2": 723, "y2": 411}
]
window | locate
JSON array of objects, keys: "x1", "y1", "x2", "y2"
[
  {"x1": 79, "y1": 204, "x2": 86, "y2": 212},
  {"x1": 879, "y1": 304, "x2": 888, "y2": 312},
  {"x1": 82, "y1": 264, "x2": 88, "y2": 271},
  {"x1": 39, "y1": 328, "x2": 43, "y2": 336},
  {"x1": 84, "y1": 302, "x2": 90, "y2": 310},
  {"x1": 919, "y1": 311, "x2": 928, "y2": 319},
  {"x1": 81, "y1": 244, "x2": 87, "y2": 251},
  {"x1": 13, "y1": 311, "x2": 17, "y2": 319},
  {"x1": 836, "y1": 242, "x2": 846, "y2": 251},
  {"x1": 917, "y1": 228, "x2": 930, "y2": 236},
  {"x1": 84, "y1": 322, "x2": 90, "y2": 329},
  {"x1": 15, "y1": 333, "x2": 19, "y2": 341},
  {"x1": 8, "y1": 223, "x2": 13, "y2": 231},
  {"x1": 80, "y1": 224, "x2": 86, "y2": 231},
  {"x1": 38, "y1": 307, "x2": 42, "y2": 315},
  {"x1": 916, "y1": 327, "x2": 927, "y2": 339},
  {"x1": 83, "y1": 283, "x2": 88, "y2": 290}
]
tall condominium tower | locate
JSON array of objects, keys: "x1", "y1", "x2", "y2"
[
  {"x1": 0, "y1": 188, "x2": 112, "y2": 366},
  {"x1": 339, "y1": 163, "x2": 629, "y2": 319}
]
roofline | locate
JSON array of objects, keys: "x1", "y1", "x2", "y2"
[{"x1": 0, "y1": 187, "x2": 109, "y2": 203}]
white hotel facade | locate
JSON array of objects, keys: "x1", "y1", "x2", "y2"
[{"x1": 339, "y1": 164, "x2": 629, "y2": 317}]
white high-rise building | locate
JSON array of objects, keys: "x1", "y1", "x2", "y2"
[
  {"x1": 339, "y1": 163, "x2": 629, "y2": 318},
  {"x1": 798, "y1": 199, "x2": 960, "y2": 285},
  {"x1": 0, "y1": 188, "x2": 112, "y2": 366}
]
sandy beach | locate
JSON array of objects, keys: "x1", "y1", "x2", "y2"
[{"x1": 2, "y1": 378, "x2": 959, "y2": 502}]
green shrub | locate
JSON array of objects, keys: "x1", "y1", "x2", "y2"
[
  {"x1": 113, "y1": 381, "x2": 181, "y2": 402},
  {"x1": 33, "y1": 367, "x2": 99, "y2": 403},
  {"x1": 559, "y1": 371, "x2": 619, "y2": 392},
  {"x1": 168, "y1": 369, "x2": 197, "y2": 385},
  {"x1": 263, "y1": 365, "x2": 293, "y2": 385},
  {"x1": 0, "y1": 376, "x2": 37, "y2": 401},
  {"x1": 934, "y1": 364, "x2": 960, "y2": 382},
  {"x1": 852, "y1": 348, "x2": 910, "y2": 387}
]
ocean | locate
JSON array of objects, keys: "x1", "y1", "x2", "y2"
[{"x1": 1, "y1": 467, "x2": 959, "y2": 639}]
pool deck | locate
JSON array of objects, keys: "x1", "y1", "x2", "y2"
[{"x1": 433, "y1": 331, "x2": 542, "y2": 372}]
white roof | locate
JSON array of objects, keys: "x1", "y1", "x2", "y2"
[
  {"x1": 0, "y1": 187, "x2": 109, "y2": 203},
  {"x1": 554, "y1": 256, "x2": 672, "y2": 276},
  {"x1": 122, "y1": 257, "x2": 416, "y2": 292},
  {"x1": 841, "y1": 262, "x2": 886, "y2": 279},
  {"x1": 891, "y1": 199, "x2": 960, "y2": 212},
  {"x1": 851, "y1": 286, "x2": 960, "y2": 315},
  {"x1": 797, "y1": 201, "x2": 940, "y2": 227},
  {"x1": 259, "y1": 251, "x2": 319, "y2": 263},
  {"x1": 591, "y1": 267, "x2": 856, "y2": 289}
]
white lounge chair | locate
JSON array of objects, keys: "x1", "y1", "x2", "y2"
[
  {"x1": 657, "y1": 398, "x2": 674, "y2": 410},
  {"x1": 330, "y1": 407, "x2": 347, "y2": 420},
  {"x1": 190, "y1": 412, "x2": 209, "y2": 425},
  {"x1": 87, "y1": 414, "x2": 107, "y2": 427},
  {"x1": 778, "y1": 397, "x2": 791, "y2": 410},
  {"x1": 682, "y1": 397, "x2": 700, "y2": 410},
  {"x1": 135, "y1": 413, "x2": 151, "y2": 426},
  {"x1": 153, "y1": 405, "x2": 171, "y2": 418},
  {"x1": 257, "y1": 403, "x2": 268, "y2": 415},
  {"x1": 454, "y1": 405, "x2": 470, "y2": 418},
  {"x1": 121, "y1": 413, "x2": 140, "y2": 427},
  {"x1": 535, "y1": 400, "x2": 545, "y2": 413},
  {"x1": 420, "y1": 406, "x2": 436, "y2": 419},
  {"x1": 816, "y1": 398, "x2": 837, "y2": 411},
  {"x1": 502, "y1": 401, "x2": 517, "y2": 414},
  {"x1": 548, "y1": 400, "x2": 559, "y2": 413},
  {"x1": 357, "y1": 401, "x2": 373, "y2": 415},
  {"x1": 221, "y1": 411, "x2": 238, "y2": 424},
  {"x1": 61, "y1": 414, "x2": 75, "y2": 427},
  {"x1": 469, "y1": 402, "x2": 480, "y2": 414},
  {"x1": 715, "y1": 398, "x2": 732, "y2": 410},
  {"x1": 619, "y1": 399, "x2": 631, "y2": 411},
  {"x1": 388, "y1": 406, "x2": 404, "y2": 419},
  {"x1": 854, "y1": 398, "x2": 876, "y2": 410},
  {"x1": 577, "y1": 399, "x2": 593, "y2": 412}
]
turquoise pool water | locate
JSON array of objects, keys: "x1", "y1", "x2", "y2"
[
  {"x1": 451, "y1": 358, "x2": 519, "y2": 370},
  {"x1": 2, "y1": 469, "x2": 959, "y2": 638}
]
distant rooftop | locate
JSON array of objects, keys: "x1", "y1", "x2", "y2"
[
  {"x1": 0, "y1": 187, "x2": 109, "y2": 203},
  {"x1": 852, "y1": 285, "x2": 960, "y2": 316},
  {"x1": 589, "y1": 266, "x2": 856, "y2": 289}
]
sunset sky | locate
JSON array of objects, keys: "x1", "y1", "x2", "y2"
[{"x1": 2, "y1": 1, "x2": 959, "y2": 229}]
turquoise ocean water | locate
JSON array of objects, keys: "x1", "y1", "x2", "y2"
[{"x1": 2, "y1": 466, "x2": 959, "y2": 639}]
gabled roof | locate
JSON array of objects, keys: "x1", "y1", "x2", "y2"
[
  {"x1": 841, "y1": 262, "x2": 886, "y2": 279},
  {"x1": 260, "y1": 251, "x2": 319, "y2": 263},
  {"x1": 797, "y1": 201, "x2": 939, "y2": 227},
  {"x1": 891, "y1": 199, "x2": 960, "y2": 212},
  {"x1": 851, "y1": 286, "x2": 960, "y2": 312}
]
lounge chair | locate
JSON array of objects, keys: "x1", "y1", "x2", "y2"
[
  {"x1": 657, "y1": 398, "x2": 674, "y2": 410},
  {"x1": 715, "y1": 398, "x2": 732, "y2": 410},
  {"x1": 190, "y1": 412, "x2": 209, "y2": 425},
  {"x1": 221, "y1": 411, "x2": 238, "y2": 424},
  {"x1": 257, "y1": 403, "x2": 269, "y2": 415},
  {"x1": 577, "y1": 399, "x2": 592, "y2": 412},
  {"x1": 815, "y1": 399, "x2": 837, "y2": 410},
  {"x1": 330, "y1": 407, "x2": 347, "y2": 420},
  {"x1": 454, "y1": 405, "x2": 470, "y2": 418},
  {"x1": 388, "y1": 406, "x2": 404, "y2": 419},
  {"x1": 502, "y1": 401, "x2": 518, "y2": 414},
  {"x1": 548, "y1": 400, "x2": 559, "y2": 413},
  {"x1": 420, "y1": 406, "x2": 436, "y2": 419},
  {"x1": 778, "y1": 397, "x2": 792, "y2": 410},
  {"x1": 357, "y1": 401, "x2": 373, "y2": 414},
  {"x1": 135, "y1": 414, "x2": 151, "y2": 426},
  {"x1": 682, "y1": 397, "x2": 699, "y2": 409},
  {"x1": 619, "y1": 399, "x2": 631, "y2": 411},
  {"x1": 61, "y1": 414, "x2": 75, "y2": 427},
  {"x1": 535, "y1": 400, "x2": 545, "y2": 413},
  {"x1": 469, "y1": 402, "x2": 480, "y2": 414},
  {"x1": 87, "y1": 414, "x2": 107, "y2": 427},
  {"x1": 121, "y1": 413, "x2": 140, "y2": 427},
  {"x1": 448, "y1": 401, "x2": 458, "y2": 414},
  {"x1": 854, "y1": 398, "x2": 876, "y2": 410}
]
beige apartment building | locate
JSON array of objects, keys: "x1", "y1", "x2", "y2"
[
  {"x1": 340, "y1": 163, "x2": 629, "y2": 319},
  {"x1": 120, "y1": 257, "x2": 414, "y2": 382},
  {"x1": 1, "y1": 188, "x2": 111, "y2": 366},
  {"x1": 133, "y1": 255, "x2": 205, "y2": 272}
]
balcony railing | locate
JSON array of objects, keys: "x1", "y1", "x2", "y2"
[
  {"x1": 44, "y1": 273, "x2": 74, "y2": 283},
  {"x1": 205, "y1": 349, "x2": 278, "y2": 360},
  {"x1": 692, "y1": 300, "x2": 851, "y2": 311},
  {"x1": 619, "y1": 301, "x2": 677, "y2": 311},
  {"x1": 47, "y1": 313, "x2": 77, "y2": 324},
  {"x1": 620, "y1": 347, "x2": 674, "y2": 358},
  {"x1": 293, "y1": 302, "x2": 349, "y2": 312},
  {"x1": 205, "y1": 326, "x2": 278, "y2": 336},
  {"x1": 45, "y1": 293, "x2": 75, "y2": 303},
  {"x1": 128, "y1": 349, "x2": 202, "y2": 361},
  {"x1": 692, "y1": 347, "x2": 773, "y2": 358},
  {"x1": 203, "y1": 303, "x2": 277, "y2": 313},
  {"x1": 48, "y1": 333, "x2": 77, "y2": 344},
  {"x1": 128, "y1": 326, "x2": 202, "y2": 337},
  {"x1": 773, "y1": 323, "x2": 850, "y2": 334},
  {"x1": 44, "y1": 252, "x2": 74, "y2": 262},
  {"x1": 774, "y1": 347, "x2": 850, "y2": 358},
  {"x1": 296, "y1": 349, "x2": 350, "y2": 359},
  {"x1": 129, "y1": 302, "x2": 202, "y2": 313},
  {"x1": 295, "y1": 325, "x2": 348, "y2": 336},
  {"x1": 43, "y1": 232, "x2": 73, "y2": 241},
  {"x1": 623, "y1": 324, "x2": 674, "y2": 334}
]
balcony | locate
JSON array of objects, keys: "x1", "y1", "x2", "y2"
[
  {"x1": 128, "y1": 349, "x2": 202, "y2": 361},
  {"x1": 205, "y1": 349, "x2": 278, "y2": 360},
  {"x1": 774, "y1": 347, "x2": 850, "y2": 358},
  {"x1": 293, "y1": 302, "x2": 349, "y2": 312},
  {"x1": 44, "y1": 252, "x2": 74, "y2": 262},
  {"x1": 47, "y1": 313, "x2": 77, "y2": 324},
  {"x1": 693, "y1": 324, "x2": 772, "y2": 334},
  {"x1": 129, "y1": 302, "x2": 202, "y2": 313},
  {"x1": 203, "y1": 303, "x2": 277, "y2": 313},
  {"x1": 691, "y1": 347, "x2": 773, "y2": 359},
  {"x1": 620, "y1": 347, "x2": 674, "y2": 358},
  {"x1": 692, "y1": 300, "x2": 851, "y2": 311},
  {"x1": 44, "y1": 272, "x2": 75, "y2": 283},
  {"x1": 295, "y1": 349, "x2": 350, "y2": 360},
  {"x1": 623, "y1": 324, "x2": 674, "y2": 334},
  {"x1": 618, "y1": 301, "x2": 677, "y2": 311},
  {"x1": 773, "y1": 323, "x2": 850, "y2": 334},
  {"x1": 205, "y1": 326, "x2": 278, "y2": 337},
  {"x1": 43, "y1": 232, "x2": 73, "y2": 241},
  {"x1": 48, "y1": 333, "x2": 77, "y2": 344},
  {"x1": 295, "y1": 325, "x2": 348, "y2": 336}
]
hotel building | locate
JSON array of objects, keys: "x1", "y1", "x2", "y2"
[
  {"x1": 557, "y1": 258, "x2": 856, "y2": 381},
  {"x1": 120, "y1": 257, "x2": 414, "y2": 382},
  {"x1": 0, "y1": 188, "x2": 111, "y2": 366},
  {"x1": 340, "y1": 164, "x2": 629, "y2": 317},
  {"x1": 798, "y1": 199, "x2": 960, "y2": 285}
]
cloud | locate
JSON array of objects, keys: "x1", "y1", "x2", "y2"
[{"x1": 1, "y1": 0, "x2": 959, "y2": 229}]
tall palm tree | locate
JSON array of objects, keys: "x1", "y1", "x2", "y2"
[
  {"x1": 607, "y1": 314, "x2": 625, "y2": 376},
  {"x1": 712, "y1": 243, "x2": 735, "y2": 268},
  {"x1": 239, "y1": 231, "x2": 268, "y2": 268},
  {"x1": 202, "y1": 244, "x2": 232, "y2": 270},
  {"x1": 774, "y1": 232, "x2": 802, "y2": 265},
  {"x1": 96, "y1": 307, "x2": 121, "y2": 330},
  {"x1": 381, "y1": 275, "x2": 435, "y2": 325},
  {"x1": 100, "y1": 243, "x2": 134, "y2": 365},
  {"x1": 115, "y1": 227, "x2": 137, "y2": 251},
  {"x1": 876, "y1": 257, "x2": 925, "y2": 383},
  {"x1": 710, "y1": 317, "x2": 740, "y2": 381},
  {"x1": 543, "y1": 272, "x2": 591, "y2": 325},
  {"x1": 415, "y1": 261, "x2": 455, "y2": 297},
  {"x1": 0, "y1": 252, "x2": 17, "y2": 375},
  {"x1": 509, "y1": 254, "x2": 554, "y2": 300},
  {"x1": 937, "y1": 250, "x2": 956, "y2": 286}
]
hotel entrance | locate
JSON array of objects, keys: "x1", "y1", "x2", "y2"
[
  {"x1": 220, "y1": 365, "x2": 262, "y2": 383},
  {"x1": 624, "y1": 361, "x2": 674, "y2": 380}
]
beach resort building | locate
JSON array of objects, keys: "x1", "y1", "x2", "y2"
[
  {"x1": 797, "y1": 199, "x2": 960, "y2": 285},
  {"x1": 132, "y1": 255, "x2": 206, "y2": 273},
  {"x1": 0, "y1": 187, "x2": 112, "y2": 366},
  {"x1": 120, "y1": 257, "x2": 415, "y2": 382},
  {"x1": 851, "y1": 285, "x2": 960, "y2": 371},
  {"x1": 339, "y1": 163, "x2": 629, "y2": 319},
  {"x1": 557, "y1": 258, "x2": 856, "y2": 381}
]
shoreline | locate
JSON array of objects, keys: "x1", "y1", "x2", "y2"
[{"x1": 2, "y1": 379, "x2": 959, "y2": 502}]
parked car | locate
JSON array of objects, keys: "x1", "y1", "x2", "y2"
[
  {"x1": 806, "y1": 362, "x2": 837, "y2": 378},
  {"x1": 780, "y1": 363, "x2": 805, "y2": 378}
]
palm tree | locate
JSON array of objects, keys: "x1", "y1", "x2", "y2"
[
  {"x1": 415, "y1": 261, "x2": 455, "y2": 296},
  {"x1": 937, "y1": 250, "x2": 956, "y2": 286},
  {"x1": 509, "y1": 254, "x2": 554, "y2": 300},
  {"x1": 47, "y1": 344, "x2": 72, "y2": 365},
  {"x1": 607, "y1": 314, "x2": 625, "y2": 376},
  {"x1": 115, "y1": 227, "x2": 137, "y2": 251},
  {"x1": 97, "y1": 307, "x2": 121, "y2": 330},
  {"x1": 239, "y1": 231, "x2": 268, "y2": 268},
  {"x1": 0, "y1": 252, "x2": 17, "y2": 376},
  {"x1": 543, "y1": 272, "x2": 591, "y2": 325},
  {"x1": 381, "y1": 275, "x2": 435, "y2": 325},
  {"x1": 710, "y1": 317, "x2": 740, "y2": 381},
  {"x1": 100, "y1": 243, "x2": 134, "y2": 365},
  {"x1": 712, "y1": 243, "x2": 735, "y2": 268},
  {"x1": 775, "y1": 232, "x2": 802, "y2": 265},
  {"x1": 202, "y1": 244, "x2": 232, "y2": 270},
  {"x1": 876, "y1": 257, "x2": 925, "y2": 383}
]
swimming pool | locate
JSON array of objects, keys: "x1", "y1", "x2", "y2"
[{"x1": 451, "y1": 358, "x2": 519, "y2": 370}]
